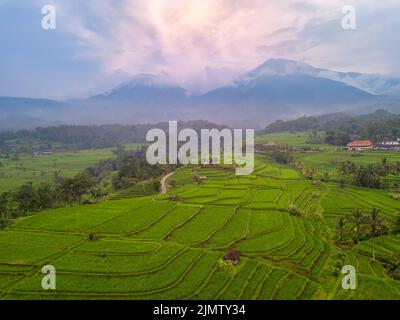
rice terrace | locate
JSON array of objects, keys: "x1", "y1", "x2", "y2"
[
  {"x1": 0, "y1": 150, "x2": 399, "y2": 300},
  {"x1": 1, "y1": 0, "x2": 400, "y2": 305}
]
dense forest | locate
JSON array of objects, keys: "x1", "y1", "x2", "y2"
[
  {"x1": 262, "y1": 109, "x2": 400, "y2": 145},
  {"x1": 0, "y1": 120, "x2": 226, "y2": 154}
]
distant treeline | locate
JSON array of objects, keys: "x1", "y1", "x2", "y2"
[
  {"x1": 262, "y1": 109, "x2": 400, "y2": 145},
  {"x1": 0, "y1": 120, "x2": 225, "y2": 154}
]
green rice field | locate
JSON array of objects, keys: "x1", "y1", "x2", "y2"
[
  {"x1": 0, "y1": 155, "x2": 399, "y2": 300},
  {"x1": 0, "y1": 144, "x2": 142, "y2": 192}
]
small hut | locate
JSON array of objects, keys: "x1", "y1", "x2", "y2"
[{"x1": 224, "y1": 247, "x2": 241, "y2": 265}]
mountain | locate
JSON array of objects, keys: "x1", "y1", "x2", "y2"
[
  {"x1": 88, "y1": 60, "x2": 386, "y2": 121},
  {"x1": 245, "y1": 58, "x2": 400, "y2": 98},
  {"x1": 89, "y1": 73, "x2": 187, "y2": 104},
  {"x1": 0, "y1": 97, "x2": 66, "y2": 129},
  {"x1": 0, "y1": 97, "x2": 64, "y2": 114},
  {"x1": 195, "y1": 59, "x2": 385, "y2": 124},
  {"x1": 71, "y1": 73, "x2": 190, "y2": 125},
  {"x1": 1, "y1": 59, "x2": 399, "y2": 129}
]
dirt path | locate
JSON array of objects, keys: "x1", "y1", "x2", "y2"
[{"x1": 160, "y1": 172, "x2": 175, "y2": 194}]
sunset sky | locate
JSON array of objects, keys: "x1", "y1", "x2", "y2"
[{"x1": 1, "y1": 0, "x2": 399, "y2": 99}]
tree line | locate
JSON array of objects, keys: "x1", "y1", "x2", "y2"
[
  {"x1": 340, "y1": 158, "x2": 400, "y2": 189},
  {"x1": 0, "y1": 172, "x2": 97, "y2": 228},
  {"x1": 262, "y1": 109, "x2": 400, "y2": 146},
  {"x1": 0, "y1": 120, "x2": 225, "y2": 155},
  {"x1": 0, "y1": 145, "x2": 173, "y2": 229}
]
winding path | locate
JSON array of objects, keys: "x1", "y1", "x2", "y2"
[{"x1": 160, "y1": 172, "x2": 175, "y2": 194}]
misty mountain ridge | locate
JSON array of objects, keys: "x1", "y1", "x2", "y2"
[
  {"x1": 1, "y1": 58, "x2": 399, "y2": 129},
  {"x1": 242, "y1": 58, "x2": 400, "y2": 97}
]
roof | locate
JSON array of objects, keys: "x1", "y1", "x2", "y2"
[
  {"x1": 347, "y1": 140, "x2": 373, "y2": 147},
  {"x1": 377, "y1": 141, "x2": 400, "y2": 145}
]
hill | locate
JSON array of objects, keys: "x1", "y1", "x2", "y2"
[
  {"x1": 1, "y1": 59, "x2": 398, "y2": 129},
  {"x1": 262, "y1": 110, "x2": 400, "y2": 142}
]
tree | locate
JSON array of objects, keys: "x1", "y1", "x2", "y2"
[
  {"x1": 395, "y1": 213, "x2": 400, "y2": 234},
  {"x1": 61, "y1": 173, "x2": 96, "y2": 204},
  {"x1": 112, "y1": 144, "x2": 127, "y2": 169},
  {"x1": 269, "y1": 148, "x2": 293, "y2": 164},
  {"x1": 0, "y1": 191, "x2": 19, "y2": 227},
  {"x1": 386, "y1": 254, "x2": 400, "y2": 280},
  {"x1": 325, "y1": 130, "x2": 351, "y2": 146},
  {"x1": 347, "y1": 209, "x2": 367, "y2": 253},
  {"x1": 152, "y1": 180, "x2": 161, "y2": 192},
  {"x1": 336, "y1": 218, "x2": 346, "y2": 242},
  {"x1": 14, "y1": 182, "x2": 39, "y2": 213},
  {"x1": 367, "y1": 209, "x2": 390, "y2": 261},
  {"x1": 36, "y1": 183, "x2": 57, "y2": 210},
  {"x1": 288, "y1": 204, "x2": 302, "y2": 217},
  {"x1": 379, "y1": 158, "x2": 390, "y2": 176}
]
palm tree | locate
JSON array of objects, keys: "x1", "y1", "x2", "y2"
[
  {"x1": 336, "y1": 218, "x2": 346, "y2": 242},
  {"x1": 395, "y1": 212, "x2": 400, "y2": 234},
  {"x1": 385, "y1": 254, "x2": 400, "y2": 279},
  {"x1": 367, "y1": 209, "x2": 390, "y2": 261},
  {"x1": 347, "y1": 209, "x2": 367, "y2": 253}
]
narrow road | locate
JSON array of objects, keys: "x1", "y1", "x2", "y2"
[{"x1": 160, "y1": 172, "x2": 175, "y2": 194}]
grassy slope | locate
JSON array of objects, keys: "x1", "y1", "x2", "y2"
[
  {"x1": 0, "y1": 144, "x2": 142, "y2": 192},
  {"x1": 0, "y1": 155, "x2": 399, "y2": 300}
]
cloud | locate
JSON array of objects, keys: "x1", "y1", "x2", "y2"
[
  {"x1": 39, "y1": 0, "x2": 315, "y2": 92},
  {"x1": 24, "y1": 0, "x2": 400, "y2": 94}
]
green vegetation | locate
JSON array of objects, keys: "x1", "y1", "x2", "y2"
[
  {"x1": 261, "y1": 110, "x2": 400, "y2": 143},
  {"x1": 0, "y1": 153, "x2": 399, "y2": 300},
  {"x1": 0, "y1": 112, "x2": 399, "y2": 300},
  {"x1": 0, "y1": 149, "x2": 114, "y2": 192}
]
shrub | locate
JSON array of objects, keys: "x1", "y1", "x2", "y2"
[
  {"x1": 288, "y1": 204, "x2": 302, "y2": 217},
  {"x1": 0, "y1": 218, "x2": 10, "y2": 230},
  {"x1": 88, "y1": 232, "x2": 99, "y2": 241}
]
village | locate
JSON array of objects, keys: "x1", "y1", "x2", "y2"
[
  {"x1": 255, "y1": 138, "x2": 400, "y2": 153},
  {"x1": 346, "y1": 139, "x2": 400, "y2": 152}
]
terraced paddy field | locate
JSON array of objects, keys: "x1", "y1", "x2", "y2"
[{"x1": 0, "y1": 156, "x2": 399, "y2": 300}]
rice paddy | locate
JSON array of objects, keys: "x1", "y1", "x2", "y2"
[{"x1": 0, "y1": 155, "x2": 399, "y2": 300}]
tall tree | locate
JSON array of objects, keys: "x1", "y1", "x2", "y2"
[
  {"x1": 336, "y1": 218, "x2": 346, "y2": 242},
  {"x1": 367, "y1": 209, "x2": 390, "y2": 261},
  {"x1": 347, "y1": 209, "x2": 367, "y2": 253}
]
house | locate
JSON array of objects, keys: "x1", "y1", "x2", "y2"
[
  {"x1": 224, "y1": 247, "x2": 241, "y2": 265},
  {"x1": 265, "y1": 141, "x2": 277, "y2": 148},
  {"x1": 346, "y1": 140, "x2": 374, "y2": 152},
  {"x1": 33, "y1": 151, "x2": 53, "y2": 156},
  {"x1": 375, "y1": 140, "x2": 400, "y2": 151}
]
